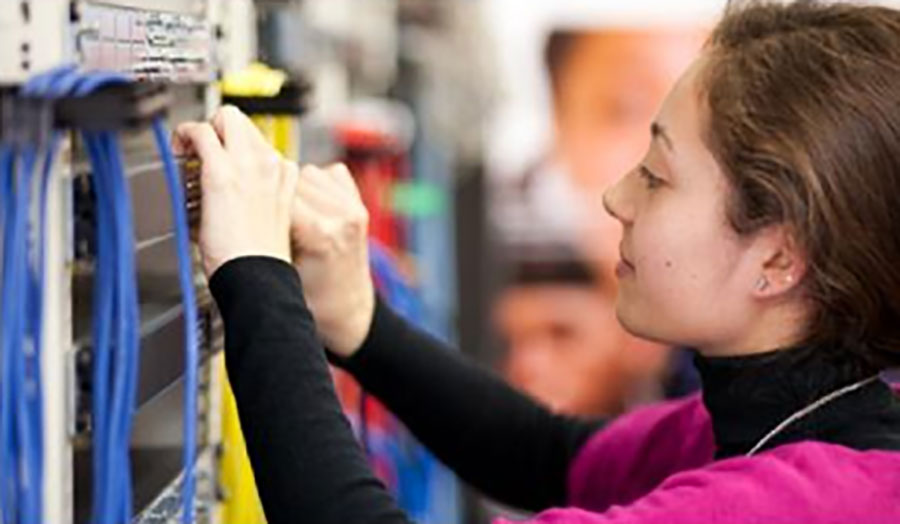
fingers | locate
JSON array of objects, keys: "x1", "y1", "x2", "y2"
[
  {"x1": 297, "y1": 162, "x2": 357, "y2": 196},
  {"x1": 295, "y1": 164, "x2": 355, "y2": 214},
  {"x1": 303, "y1": 163, "x2": 342, "y2": 190},
  {"x1": 326, "y1": 163, "x2": 360, "y2": 196},
  {"x1": 174, "y1": 122, "x2": 223, "y2": 161},
  {"x1": 211, "y1": 105, "x2": 275, "y2": 155},
  {"x1": 170, "y1": 130, "x2": 191, "y2": 156},
  {"x1": 290, "y1": 196, "x2": 334, "y2": 255},
  {"x1": 210, "y1": 105, "x2": 251, "y2": 149},
  {"x1": 298, "y1": 163, "x2": 340, "y2": 191},
  {"x1": 173, "y1": 122, "x2": 227, "y2": 185},
  {"x1": 296, "y1": 177, "x2": 347, "y2": 215}
]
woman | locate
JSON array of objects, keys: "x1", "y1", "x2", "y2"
[{"x1": 176, "y1": 2, "x2": 900, "y2": 522}]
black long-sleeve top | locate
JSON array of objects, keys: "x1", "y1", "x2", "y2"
[
  {"x1": 210, "y1": 257, "x2": 602, "y2": 523},
  {"x1": 209, "y1": 256, "x2": 900, "y2": 524}
]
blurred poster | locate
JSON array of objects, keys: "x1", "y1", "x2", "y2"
[{"x1": 483, "y1": 2, "x2": 714, "y2": 420}]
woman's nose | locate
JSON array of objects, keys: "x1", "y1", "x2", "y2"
[{"x1": 602, "y1": 175, "x2": 631, "y2": 225}]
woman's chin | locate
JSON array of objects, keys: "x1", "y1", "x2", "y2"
[
  {"x1": 614, "y1": 299, "x2": 639, "y2": 334},
  {"x1": 615, "y1": 300, "x2": 670, "y2": 345}
]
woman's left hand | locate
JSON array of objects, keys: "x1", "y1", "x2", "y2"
[{"x1": 174, "y1": 106, "x2": 299, "y2": 277}]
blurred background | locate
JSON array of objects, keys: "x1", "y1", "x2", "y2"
[
  {"x1": 0, "y1": 0, "x2": 728, "y2": 522},
  {"x1": 251, "y1": 2, "x2": 719, "y2": 521}
]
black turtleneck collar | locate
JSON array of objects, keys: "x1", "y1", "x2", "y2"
[{"x1": 693, "y1": 348, "x2": 900, "y2": 459}]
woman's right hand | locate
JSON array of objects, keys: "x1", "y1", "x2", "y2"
[
  {"x1": 174, "y1": 106, "x2": 297, "y2": 279},
  {"x1": 290, "y1": 163, "x2": 375, "y2": 358}
]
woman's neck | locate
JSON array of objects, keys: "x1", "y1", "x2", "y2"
[
  {"x1": 693, "y1": 346, "x2": 894, "y2": 458},
  {"x1": 696, "y1": 300, "x2": 810, "y2": 358}
]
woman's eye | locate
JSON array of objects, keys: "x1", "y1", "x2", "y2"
[{"x1": 639, "y1": 165, "x2": 663, "y2": 190}]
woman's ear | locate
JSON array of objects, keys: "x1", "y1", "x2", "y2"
[{"x1": 752, "y1": 226, "x2": 807, "y2": 299}]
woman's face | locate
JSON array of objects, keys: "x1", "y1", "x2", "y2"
[
  {"x1": 603, "y1": 59, "x2": 774, "y2": 353},
  {"x1": 552, "y1": 30, "x2": 706, "y2": 268}
]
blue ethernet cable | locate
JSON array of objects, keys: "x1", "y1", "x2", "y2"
[
  {"x1": 26, "y1": 69, "x2": 77, "y2": 509},
  {"x1": 69, "y1": 71, "x2": 140, "y2": 524},
  {"x1": 74, "y1": 71, "x2": 201, "y2": 524},
  {"x1": 103, "y1": 128, "x2": 141, "y2": 524},
  {"x1": 29, "y1": 74, "x2": 86, "y2": 516},
  {"x1": 4, "y1": 142, "x2": 24, "y2": 524},
  {"x1": 0, "y1": 64, "x2": 90, "y2": 524},
  {"x1": 0, "y1": 140, "x2": 41, "y2": 524},
  {"x1": 0, "y1": 145, "x2": 28, "y2": 524},
  {"x1": 83, "y1": 132, "x2": 115, "y2": 524},
  {"x1": 84, "y1": 129, "x2": 119, "y2": 524},
  {"x1": 15, "y1": 143, "x2": 39, "y2": 524},
  {"x1": 49, "y1": 69, "x2": 131, "y2": 524},
  {"x1": 83, "y1": 127, "x2": 139, "y2": 524},
  {"x1": 82, "y1": 129, "x2": 123, "y2": 524},
  {"x1": 16, "y1": 148, "x2": 41, "y2": 524},
  {"x1": 0, "y1": 66, "x2": 134, "y2": 524},
  {"x1": 27, "y1": 66, "x2": 125, "y2": 524},
  {"x1": 25, "y1": 65, "x2": 76, "y2": 372},
  {"x1": 85, "y1": 128, "x2": 135, "y2": 524},
  {"x1": 0, "y1": 142, "x2": 16, "y2": 520},
  {"x1": 16, "y1": 65, "x2": 80, "y2": 522},
  {"x1": 66, "y1": 74, "x2": 121, "y2": 524},
  {"x1": 0, "y1": 155, "x2": 17, "y2": 522},
  {"x1": 151, "y1": 118, "x2": 200, "y2": 524},
  {"x1": 0, "y1": 66, "x2": 200, "y2": 524}
]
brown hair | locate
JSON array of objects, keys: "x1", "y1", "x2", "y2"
[{"x1": 700, "y1": 1, "x2": 900, "y2": 369}]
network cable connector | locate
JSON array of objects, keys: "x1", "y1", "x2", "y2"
[
  {"x1": 0, "y1": 80, "x2": 171, "y2": 135},
  {"x1": 54, "y1": 81, "x2": 171, "y2": 131},
  {"x1": 0, "y1": 88, "x2": 54, "y2": 147}
]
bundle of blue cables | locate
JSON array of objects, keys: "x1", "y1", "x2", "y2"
[
  {"x1": 0, "y1": 66, "x2": 63, "y2": 524},
  {"x1": 0, "y1": 65, "x2": 199, "y2": 524},
  {"x1": 0, "y1": 118, "x2": 42, "y2": 524}
]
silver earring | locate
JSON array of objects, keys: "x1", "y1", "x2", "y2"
[{"x1": 756, "y1": 276, "x2": 769, "y2": 291}]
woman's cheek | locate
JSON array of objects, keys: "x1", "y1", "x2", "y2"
[
  {"x1": 634, "y1": 220, "x2": 706, "y2": 306},
  {"x1": 642, "y1": 253, "x2": 686, "y2": 305}
]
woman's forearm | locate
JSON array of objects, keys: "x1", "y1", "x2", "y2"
[
  {"x1": 334, "y1": 297, "x2": 605, "y2": 512},
  {"x1": 212, "y1": 256, "x2": 413, "y2": 524}
]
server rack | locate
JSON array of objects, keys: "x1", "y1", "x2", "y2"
[{"x1": 0, "y1": 1, "x2": 244, "y2": 522}]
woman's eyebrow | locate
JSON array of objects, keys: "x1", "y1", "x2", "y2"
[{"x1": 651, "y1": 122, "x2": 675, "y2": 152}]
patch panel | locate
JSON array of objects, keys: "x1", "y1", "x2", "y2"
[{"x1": 77, "y1": 3, "x2": 213, "y2": 83}]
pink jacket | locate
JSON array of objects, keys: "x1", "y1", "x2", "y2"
[{"x1": 499, "y1": 393, "x2": 900, "y2": 523}]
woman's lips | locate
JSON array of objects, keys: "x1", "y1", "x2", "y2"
[{"x1": 616, "y1": 250, "x2": 635, "y2": 278}]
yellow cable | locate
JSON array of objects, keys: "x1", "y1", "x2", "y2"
[
  {"x1": 220, "y1": 62, "x2": 287, "y2": 97},
  {"x1": 219, "y1": 64, "x2": 301, "y2": 523},
  {"x1": 218, "y1": 108, "x2": 299, "y2": 524},
  {"x1": 220, "y1": 361, "x2": 267, "y2": 524}
]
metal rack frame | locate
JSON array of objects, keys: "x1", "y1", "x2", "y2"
[{"x1": 0, "y1": 1, "x2": 252, "y2": 522}]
